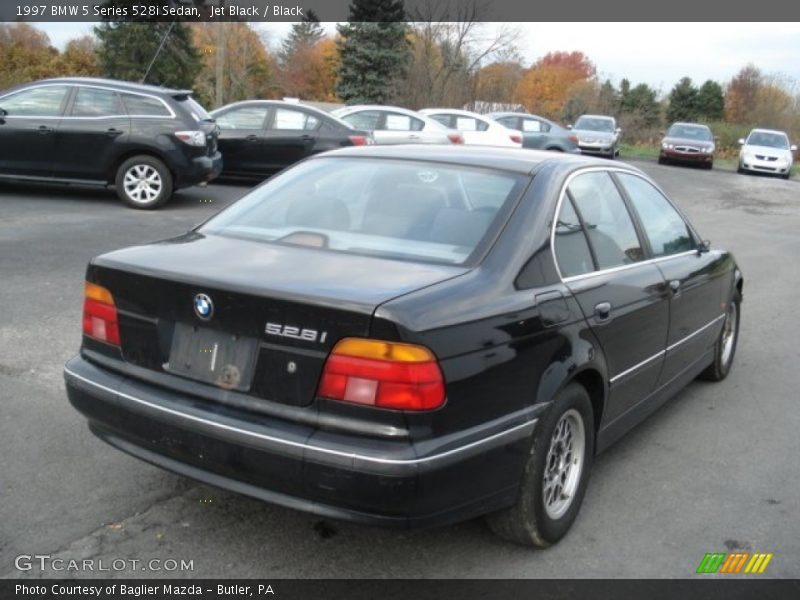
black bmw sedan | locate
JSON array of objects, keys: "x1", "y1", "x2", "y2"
[
  {"x1": 210, "y1": 100, "x2": 372, "y2": 180},
  {"x1": 65, "y1": 146, "x2": 742, "y2": 546}
]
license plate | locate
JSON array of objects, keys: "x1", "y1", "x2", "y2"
[{"x1": 165, "y1": 323, "x2": 259, "y2": 391}]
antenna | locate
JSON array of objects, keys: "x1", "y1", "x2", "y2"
[{"x1": 141, "y1": 20, "x2": 177, "y2": 84}]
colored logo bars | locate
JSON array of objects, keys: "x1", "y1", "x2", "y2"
[{"x1": 696, "y1": 552, "x2": 773, "y2": 574}]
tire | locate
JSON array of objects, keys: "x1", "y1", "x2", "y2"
[
  {"x1": 699, "y1": 290, "x2": 741, "y2": 381},
  {"x1": 607, "y1": 150, "x2": 615, "y2": 160},
  {"x1": 115, "y1": 155, "x2": 173, "y2": 209},
  {"x1": 782, "y1": 172, "x2": 790, "y2": 180},
  {"x1": 737, "y1": 164, "x2": 745, "y2": 174},
  {"x1": 658, "y1": 155, "x2": 666, "y2": 165},
  {"x1": 705, "y1": 162, "x2": 713, "y2": 170},
  {"x1": 486, "y1": 383, "x2": 595, "y2": 547}
]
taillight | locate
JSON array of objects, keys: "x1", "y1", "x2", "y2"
[
  {"x1": 175, "y1": 130, "x2": 207, "y2": 147},
  {"x1": 82, "y1": 282, "x2": 120, "y2": 346},
  {"x1": 348, "y1": 135, "x2": 369, "y2": 146},
  {"x1": 568, "y1": 134, "x2": 578, "y2": 143},
  {"x1": 510, "y1": 134, "x2": 522, "y2": 144},
  {"x1": 317, "y1": 338, "x2": 445, "y2": 411},
  {"x1": 447, "y1": 133, "x2": 464, "y2": 144}
]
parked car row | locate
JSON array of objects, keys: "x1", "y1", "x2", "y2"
[
  {"x1": 658, "y1": 121, "x2": 796, "y2": 178},
  {"x1": 0, "y1": 77, "x2": 604, "y2": 209}
]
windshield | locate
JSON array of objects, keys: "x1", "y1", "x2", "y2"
[
  {"x1": 575, "y1": 117, "x2": 614, "y2": 132},
  {"x1": 667, "y1": 124, "x2": 712, "y2": 141},
  {"x1": 746, "y1": 131, "x2": 789, "y2": 149},
  {"x1": 201, "y1": 157, "x2": 528, "y2": 265}
]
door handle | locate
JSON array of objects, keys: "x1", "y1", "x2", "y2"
[
  {"x1": 245, "y1": 134, "x2": 259, "y2": 142},
  {"x1": 408, "y1": 134, "x2": 420, "y2": 140},
  {"x1": 300, "y1": 134, "x2": 314, "y2": 141},
  {"x1": 106, "y1": 128, "x2": 124, "y2": 137},
  {"x1": 594, "y1": 302, "x2": 612, "y2": 322},
  {"x1": 669, "y1": 280, "x2": 681, "y2": 294},
  {"x1": 37, "y1": 125, "x2": 54, "y2": 134}
]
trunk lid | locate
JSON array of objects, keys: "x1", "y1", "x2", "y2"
[{"x1": 87, "y1": 233, "x2": 466, "y2": 407}]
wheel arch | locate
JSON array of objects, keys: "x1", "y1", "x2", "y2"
[{"x1": 107, "y1": 149, "x2": 173, "y2": 185}]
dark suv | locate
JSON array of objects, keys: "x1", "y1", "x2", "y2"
[{"x1": 0, "y1": 77, "x2": 222, "y2": 209}]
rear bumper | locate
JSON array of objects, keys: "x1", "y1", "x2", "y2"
[
  {"x1": 64, "y1": 355, "x2": 535, "y2": 528},
  {"x1": 173, "y1": 152, "x2": 223, "y2": 188}
]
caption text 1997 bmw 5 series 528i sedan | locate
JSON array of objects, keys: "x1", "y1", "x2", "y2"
[{"x1": 64, "y1": 146, "x2": 742, "y2": 547}]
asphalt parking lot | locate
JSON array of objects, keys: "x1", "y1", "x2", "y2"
[{"x1": 1, "y1": 161, "x2": 799, "y2": 579}]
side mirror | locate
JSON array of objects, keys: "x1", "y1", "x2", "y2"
[
  {"x1": 566, "y1": 124, "x2": 572, "y2": 130},
  {"x1": 615, "y1": 127, "x2": 622, "y2": 134},
  {"x1": 698, "y1": 239, "x2": 711, "y2": 254},
  {"x1": 737, "y1": 138, "x2": 745, "y2": 145},
  {"x1": 791, "y1": 144, "x2": 798, "y2": 152}
]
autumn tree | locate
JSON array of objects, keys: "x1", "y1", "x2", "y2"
[
  {"x1": 336, "y1": 0, "x2": 409, "y2": 104},
  {"x1": 401, "y1": 0, "x2": 521, "y2": 109},
  {"x1": 515, "y1": 51, "x2": 596, "y2": 120},
  {"x1": 191, "y1": 23, "x2": 277, "y2": 107},
  {"x1": 475, "y1": 60, "x2": 525, "y2": 105},
  {"x1": 0, "y1": 23, "x2": 59, "y2": 88},
  {"x1": 725, "y1": 65, "x2": 763, "y2": 124},
  {"x1": 55, "y1": 36, "x2": 102, "y2": 77}
]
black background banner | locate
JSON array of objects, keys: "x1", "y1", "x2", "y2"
[
  {"x1": 4, "y1": 580, "x2": 800, "y2": 600},
  {"x1": 3, "y1": 0, "x2": 800, "y2": 22}
]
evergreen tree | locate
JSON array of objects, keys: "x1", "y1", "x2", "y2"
[
  {"x1": 94, "y1": 1, "x2": 199, "y2": 88},
  {"x1": 622, "y1": 83, "x2": 660, "y2": 126},
  {"x1": 597, "y1": 79, "x2": 619, "y2": 114},
  {"x1": 695, "y1": 79, "x2": 724, "y2": 121},
  {"x1": 336, "y1": 0, "x2": 410, "y2": 104},
  {"x1": 666, "y1": 77, "x2": 699, "y2": 123},
  {"x1": 279, "y1": 10, "x2": 325, "y2": 66}
]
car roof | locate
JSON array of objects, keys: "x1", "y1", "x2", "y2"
[
  {"x1": 311, "y1": 144, "x2": 640, "y2": 176},
  {"x1": 577, "y1": 114, "x2": 615, "y2": 120},
  {"x1": 335, "y1": 105, "x2": 419, "y2": 115},
  {"x1": 211, "y1": 99, "x2": 334, "y2": 117},
  {"x1": 31, "y1": 77, "x2": 192, "y2": 96}
]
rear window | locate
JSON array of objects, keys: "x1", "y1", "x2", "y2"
[
  {"x1": 201, "y1": 158, "x2": 528, "y2": 265},
  {"x1": 178, "y1": 96, "x2": 213, "y2": 122}
]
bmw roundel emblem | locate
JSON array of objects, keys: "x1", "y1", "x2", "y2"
[{"x1": 193, "y1": 293, "x2": 214, "y2": 320}]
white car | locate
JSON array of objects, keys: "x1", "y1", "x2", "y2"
[
  {"x1": 738, "y1": 129, "x2": 796, "y2": 179},
  {"x1": 332, "y1": 105, "x2": 462, "y2": 145},
  {"x1": 419, "y1": 108, "x2": 522, "y2": 148}
]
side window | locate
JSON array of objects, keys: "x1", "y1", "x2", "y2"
[
  {"x1": 383, "y1": 113, "x2": 413, "y2": 131},
  {"x1": 71, "y1": 87, "x2": 123, "y2": 117},
  {"x1": 121, "y1": 93, "x2": 171, "y2": 117},
  {"x1": 496, "y1": 117, "x2": 519, "y2": 129},
  {"x1": 554, "y1": 196, "x2": 595, "y2": 278},
  {"x1": 341, "y1": 111, "x2": 381, "y2": 130},
  {"x1": 617, "y1": 173, "x2": 695, "y2": 257},
  {"x1": 271, "y1": 108, "x2": 319, "y2": 131},
  {"x1": 0, "y1": 86, "x2": 69, "y2": 117},
  {"x1": 522, "y1": 119, "x2": 542, "y2": 132},
  {"x1": 429, "y1": 114, "x2": 452, "y2": 127},
  {"x1": 569, "y1": 172, "x2": 644, "y2": 269},
  {"x1": 216, "y1": 106, "x2": 268, "y2": 130}
]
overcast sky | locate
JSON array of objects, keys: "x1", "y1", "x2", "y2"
[{"x1": 36, "y1": 21, "x2": 800, "y2": 95}]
